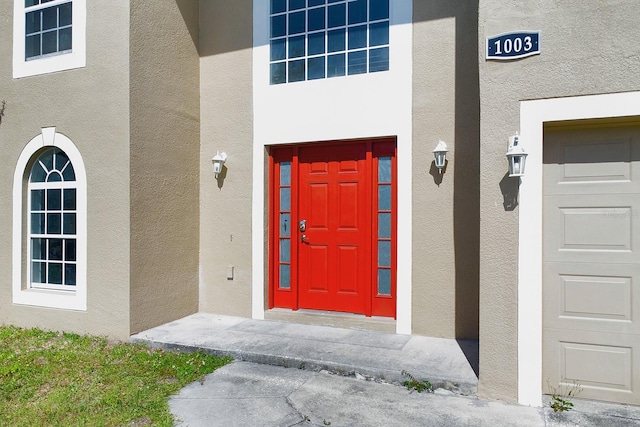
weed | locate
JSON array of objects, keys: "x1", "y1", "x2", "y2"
[
  {"x1": 401, "y1": 370, "x2": 434, "y2": 393},
  {"x1": 546, "y1": 378, "x2": 583, "y2": 412}
]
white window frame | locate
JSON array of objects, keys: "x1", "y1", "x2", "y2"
[
  {"x1": 13, "y1": 0, "x2": 87, "y2": 78},
  {"x1": 13, "y1": 128, "x2": 87, "y2": 311}
]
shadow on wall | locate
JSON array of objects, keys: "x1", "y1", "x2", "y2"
[{"x1": 499, "y1": 173, "x2": 519, "y2": 212}]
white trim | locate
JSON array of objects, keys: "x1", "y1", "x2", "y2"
[
  {"x1": 13, "y1": 0, "x2": 87, "y2": 78},
  {"x1": 252, "y1": 0, "x2": 413, "y2": 333},
  {"x1": 13, "y1": 127, "x2": 87, "y2": 311},
  {"x1": 518, "y1": 91, "x2": 640, "y2": 406}
]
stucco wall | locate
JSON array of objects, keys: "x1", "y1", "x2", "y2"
[
  {"x1": 412, "y1": 1, "x2": 480, "y2": 339},
  {"x1": 129, "y1": 0, "x2": 201, "y2": 334},
  {"x1": 478, "y1": 0, "x2": 640, "y2": 402},
  {"x1": 198, "y1": 0, "x2": 254, "y2": 316},
  {"x1": 0, "y1": 1, "x2": 131, "y2": 338}
]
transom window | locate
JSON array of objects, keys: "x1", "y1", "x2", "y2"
[
  {"x1": 270, "y1": 0, "x2": 390, "y2": 84},
  {"x1": 28, "y1": 148, "x2": 77, "y2": 290},
  {"x1": 25, "y1": 0, "x2": 72, "y2": 60}
]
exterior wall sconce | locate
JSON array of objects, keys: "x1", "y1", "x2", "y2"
[
  {"x1": 506, "y1": 133, "x2": 527, "y2": 177},
  {"x1": 433, "y1": 140, "x2": 448, "y2": 173},
  {"x1": 211, "y1": 151, "x2": 228, "y2": 178}
]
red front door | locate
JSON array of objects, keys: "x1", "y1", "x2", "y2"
[{"x1": 270, "y1": 139, "x2": 396, "y2": 318}]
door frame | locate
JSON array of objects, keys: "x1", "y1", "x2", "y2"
[
  {"x1": 517, "y1": 91, "x2": 640, "y2": 407},
  {"x1": 268, "y1": 138, "x2": 397, "y2": 318}
]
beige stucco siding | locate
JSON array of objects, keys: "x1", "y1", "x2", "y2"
[
  {"x1": 198, "y1": 0, "x2": 254, "y2": 316},
  {"x1": 129, "y1": 0, "x2": 201, "y2": 334},
  {"x1": 412, "y1": 1, "x2": 480, "y2": 340},
  {"x1": 0, "y1": 1, "x2": 131, "y2": 338},
  {"x1": 478, "y1": 0, "x2": 640, "y2": 402}
]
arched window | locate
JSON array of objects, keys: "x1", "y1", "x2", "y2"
[{"x1": 13, "y1": 128, "x2": 86, "y2": 311}]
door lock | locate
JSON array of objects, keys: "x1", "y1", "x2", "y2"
[{"x1": 299, "y1": 219, "x2": 306, "y2": 232}]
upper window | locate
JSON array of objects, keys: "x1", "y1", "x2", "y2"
[
  {"x1": 13, "y1": 128, "x2": 87, "y2": 311},
  {"x1": 13, "y1": 0, "x2": 86, "y2": 78},
  {"x1": 269, "y1": 0, "x2": 390, "y2": 84}
]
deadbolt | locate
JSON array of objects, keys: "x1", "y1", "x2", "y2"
[{"x1": 299, "y1": 219, "x2": 306, "y2": 232}]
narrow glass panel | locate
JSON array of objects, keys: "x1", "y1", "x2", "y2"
[
  {"x1": 280, "y1": 188, "x2": 291, "y2": 211},
  {"x1": 369, "y1": 0, "x2": 389, "y2": 20},
  {"x1": 348, "y1": 0, "x2": 367, "y2": 24},
  {"x1": 65, "y1": 264, "x2": 76, "y2": 286},
  {"x1": 42, "y1": 6, "x2": 57, "y2": 30},
  {"x1": 47, "y1": 188, "x2": 61, "y2": 210},
  {"x1": 308, "y1": 32, "x2": 325, "y2": 55},
  {"x1": 327, "y1": 3, "x2": 345, "y2": 28},
  {"x1": 26, "y1": 0, "x2": 39, "y2": 7},
  {"x1": 378, "y1": 269, "x2": 391, "y2": 295},
  {"x1": 348, "y1": 25, "x2": 366, "y2": 49},
  {"x1": 289, "y1": 0, "x2": 305, "y2": 10},
  {"x1": 63, "y1": 213, "x2": 76, "y2": 235},
  {"x1": 280, "y1": 213, "x2": 291, "y2": 237},
  {"x1": 279, "y1": 264, "x2": 291, "y2": 289},
  {"x1": 41, "y1": 149, "x2": 54, "y2": 171},
  {"x1": 65, "y1": 239, "x2": 76, "y2": 261},
  {"x1": 48, "y1": 263, "x2": 63, "y2": 284},
  {"x1": 25, "y1": 10, "x2": 40, "y2": 33},
  {"x1": 42, "y1": 30, "x2": 57, "y2": 55},
  {"x1": 288, "y1": 35, "x2": 305, "y2": 58},
  {"x1": 369, "y1": 46, "x2": 389, "y2": 72},
  {"x1": 54, "y1": 150, "x2": 69, "y2": 172},
  {"x1": 47, "y1": 213, "x2": 61, "y2": 234},
  {"x1": 378, "y1": 241, "x2": 391, "y2": 267},
  {"x1": 348, "y1": 50, "x2": 367, "y2": 75},
  {"x1": 378, "y1": 213, "x2": 391, "y2": 238},
  {"x1": 271, "y1": 38, "x2": 286, "y2": 61},
  {"x1": 31, "y1": 213, "x2": 45, "y2": 234},
  {"x1": 271, "y1": 0, "x2": 286, "y2": 14},
  {"x1": 25, "y1": 34, "x2": 41, "y2": 59},
  {"x1": 327, "y1": 53, "x2": 345, "y2": 77},
  {"x1": 31, "y1": 189, "x2": 45, "y2": 210},
  {"x1": 62, "y1": 163, "x2": 76, "y2": 181},
  {"x1": 47, "y1": 171, "x2": 62, "y2": 182},
  {"x1": 289, "y1": 11, "x2": 305, "y2": 34},
  {"x1": 31, "y1": 238, "x2": 46, "y2": 260},
  {"x1": 59, "y1": 2, "x2": 72, "y2": 26},
  {"x1": 32, "y1": 262, "x2": 46, "y2": 283},
  {"x1": 30, "y1": 162, "x2": 46, "y2": 182},
  {"x1": 308, "y1": 7, "x2": 325, "y2": 31},
  {"x1": 280, "y1": 162, "x2": 291, "y2": 186},
  {"x1": 280, "y1": 238, "x2": 291, "y2": 263},
  {"x1": 49, "y1": 238, "x2": 63, "y2": 260},
  {"x1": 369, "y1": 21, "x2": 389, "y2": 46},
  {"x1": 309, "y1": 0, "x2": 325, "y2": 6},
  {"x1": 59, "y1": 27, "x2": 72, "y2": 51},
  {"x1": 63, "y1": 189, "x2": 76, "y2": 210},
  {"x1": 308, "y1": 56, "x2": 325, "y2": 80},
  {"x1": 271, "y1": 15, "x2": 286, "y2": 38},
  {"x1": 378, "y1": 156, "x2": 391, "y2": 182},
  {"x1": 271, "y1": 62, "x2": 286, "y2": 85},
  {"x1": 328, "y1": 28, "x2": 345, "y2": 52},
  {"x1": 288, "y1": 59, "x2": 305, "y2": 82},
  {"x1": 378, "y1": 185, "x2": 391, "y2": 210},
  {"x1": 327, "y1": 0, "x2": 342, "y2": 2}
]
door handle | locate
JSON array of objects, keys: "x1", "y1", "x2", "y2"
[
  {"x1": 301, "y1": 234, "x2": 308, "y2": 243},
  {"x1": 299, "y1": 219, "x2": 306, "y2": 232}
]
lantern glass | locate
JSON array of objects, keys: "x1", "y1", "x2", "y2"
[
  {"x1": 507, "y1": 153, "x2": 527, "y2": 177},
  {"x1": 434, "y1": 151, "x2": 446, "y2": 169}
]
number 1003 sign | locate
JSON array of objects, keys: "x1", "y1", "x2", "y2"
[{"x1": 486, "y1": 31, "x2": 540, "y2": 60}]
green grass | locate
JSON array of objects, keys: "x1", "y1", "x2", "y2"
[{"x1": 0, "y1": 326, "x2": 231, "y2": 426}]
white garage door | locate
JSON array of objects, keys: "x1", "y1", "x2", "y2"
[{"x1": 543, "y1": 123, "x2": 640, "y2": 405}]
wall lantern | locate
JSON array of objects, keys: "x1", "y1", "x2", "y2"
[
  {"x1": 506, "y1": 133, "x2": 527, "y2": 177},
  {"x1": 433, "y1": 140, "x2": 448, "y2": 173},
  {"x1": 211, "y1": 151, "x2": 228, "y2": 178}
]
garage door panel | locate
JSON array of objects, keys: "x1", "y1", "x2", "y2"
[
  {"x1": 544, "y1": 262, "x2": 640, "y2": 334},
  {"x1": 543, "y1": 329, "x2": 640, "y2": 404},
  {"x1": 544, "y1": 195, "x2": 640, "y2": 264},
  {"x1": 544, "y1": 124, "x2": 640, "y2": 405}
]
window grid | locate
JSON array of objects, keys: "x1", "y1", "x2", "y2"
[
  {"x1": 28, "y1": 148, "x2": 77, "y2": 291},
  {"x1": 376, "y1": 156, "x2": 392, "y2": 296},
  {"x1": 25, "y1": 0, "x2": 73, "y2": 61},
  {"x1": 270, "y1": 0, "x2": 390, "y2": 84},
  {"x1": 278, "y1": 162, "x2": 292, "y2": 289}
]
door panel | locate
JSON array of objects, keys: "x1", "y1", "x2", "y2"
[{"x1": 543, "y1": 125, "x2": 640, "y2": 405}]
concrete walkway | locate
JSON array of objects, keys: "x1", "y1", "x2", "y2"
[{"x1": 130, "y1": 313, "x2": 640, "y2": 426}]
